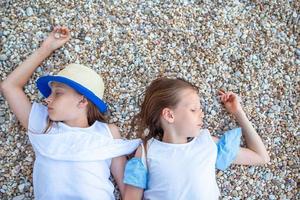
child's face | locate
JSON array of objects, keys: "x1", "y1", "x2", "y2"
[
  {"x1": 172, "y1": 88, "x2": 204, "y2": 138},
  {"x1": 44, "y1": 82, "x2": 87, "y2": 125}
]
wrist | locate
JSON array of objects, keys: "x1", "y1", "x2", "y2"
[
  {"x1": 233, "y1": 110, "x2": 249, "y2": 125},
  {"x1": 37, "y1": 45, "x2": 54, "y2": 56},
  {"x1": 232, "y1": 109, "x2": 246, "y2": 118}
]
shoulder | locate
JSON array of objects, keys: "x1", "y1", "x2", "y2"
[
  {"x1": 134, "y1": 145, "x2": 143, "y2": 158},
  {"x1": 195, "y1": 129, "x2": 218, "y2": 144},
  {"x1": 107, "y1": 123, "x2": 121, "y2": 139},
  {"x1": 31, "y1": 102, "x2": 48, "y2": 114},
  {"x1": 28, "y1": 102, "x2": 49, "y2": 133}
]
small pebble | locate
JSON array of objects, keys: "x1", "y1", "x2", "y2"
[
  {"x1": 295, "y1": 49, "x2": 300, "y2": 57},
  {"x1": 26, "y1": 7, "x2": 34, "y2": 16},
  {"x1": 269, "y1": 194, "x2": 276, "y2": 200},
  {"x1": 12, "y1": 195, "x2": 25, "y2": 200},
  {"x1": 75, "y1": 45, "x2": 81, "y2": 52},
  {"x1": 84, "y1": 36, "x2": 92, "y2": 43},
  {"x1": 0, "y1": 54, "x2": 8, "y2": 61}
]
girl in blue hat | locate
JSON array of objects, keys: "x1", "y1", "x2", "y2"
[
  {"x1": 1, "y1": 26, "x2": 140, "y2": 200},
  {"x1": 123, "y1": 78, "x2": 270, "y2": 200}
]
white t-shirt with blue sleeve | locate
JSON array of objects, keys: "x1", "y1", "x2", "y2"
[
  {"x1": 124, "y1": 128, "x2": 242, "y2": 200},
  {"x1": 28, "y1": 102, "x2": 141, "y2": 200}
]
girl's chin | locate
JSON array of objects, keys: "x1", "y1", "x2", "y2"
[
  {"x1": 187, "y1": 131, "x2": 201, "y2": 138},
  {"x1": 48, "y1": 115, "x2": 59, "y2": 122}
]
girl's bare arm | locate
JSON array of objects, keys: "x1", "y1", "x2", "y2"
[
  {"x1": 0, "y1": 27, "x2": 70, "y2": 129},
  {"x1": 232, "y1": 110, "x2": 270, "y2": 165},
  {"x1": 124, "y1": 146, "x2": 144, "y2": 200},
  {"x1": 108, "y1": 124, "x2": 127, "y2": 199},
  {"x1": 219, "y1": 91, "x2": 270, "y2": 165}
]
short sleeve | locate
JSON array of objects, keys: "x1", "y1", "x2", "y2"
[
  {"x1": 28, "y1": 102, "x2": 49, "y2": 134},
  {"x1": 123, "y1": 157, "x2": 148, "y2": 189},
  {"x1": 216, "y1": 128, "x2": 242, "y2": 171}
]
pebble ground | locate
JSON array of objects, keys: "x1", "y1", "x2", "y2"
[{"x1": 0, "y1": 1, "x2": 299, "y2": 200}]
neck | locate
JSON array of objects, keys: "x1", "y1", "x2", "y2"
[
  {"x1": 161, "y1": 122, "x2": 188, "y2": 144},
  {"x1": 64, "y1": 117, "x2": 89, "y2": 128},
  {"x1": 162, "y1": 130, "x2": 188, "y2": 144}
]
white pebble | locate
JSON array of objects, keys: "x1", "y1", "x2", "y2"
[{"x1": 26, "y1": 7, "x2": 34, "y2": 16}]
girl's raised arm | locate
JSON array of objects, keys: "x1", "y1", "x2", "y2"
[
  {"x1": 219, "y1": 91, "x2": 270, "y2": 165},
  {"x1": 0, "y1": 27, "x2": 70, "y2": 130}
]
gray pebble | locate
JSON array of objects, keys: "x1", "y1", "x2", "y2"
[
  {"x1": 84, "y1": 36, "x2": 92, "y2": 43},
  {"x1": 18, "y1": 183, "x2": 25, "y2": 193},
  {"x1": 295, "y1": 49, "x2": 300, "y2": 57},
  {"x1": 75, "y1": 45, "x2": 81, "y2": 53},
  {"x1": 26, "y1": 7, "x2": 34, "y2": 16},
  {"x1": 274, "y1": 137, "x2": 281, "y2": 144},
  {"x1": 0, "y1": 54, "x2": 7, "y2": 61},
  {"x1": 0, "y1": 117, "x2": 5, "y2": 123},
  {"x1": 268, "y1": 194, "x2": 276, "y2": 200},
  {"x1": 248, "y1": 167, "x2": 255, "y2": 175},
  {"x1": 12, "y1": 195, "x2": 25, "y2": 200},
  {"x1": 264, "y1": 172, "x2": 273, "y2": 181},
  {"x1": 3, "y1": 30, "x2": 10, "y2": 36}
]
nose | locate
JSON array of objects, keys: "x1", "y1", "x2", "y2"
[
  {"x1": 44, "y1": 94, "x2": 53, "y2": 105},
  {"x1": 199, "y1": 109, "x2": 204, "y2": 119}
]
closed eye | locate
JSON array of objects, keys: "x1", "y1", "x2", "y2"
[{"x1": 52, "y1": 90, "x2": 64, "y2": 96}]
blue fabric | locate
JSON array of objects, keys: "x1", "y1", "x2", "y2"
[
  {"x1": 216, "y1": 128, "x2": 242, "y2": 171},
  {"x1": 36, "y1": 76, "x2": 107, "y2": 113},
  {"x1": 123, "y1": 158, "x2": 148, "y2": 189}
]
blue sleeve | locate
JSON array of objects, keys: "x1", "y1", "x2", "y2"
[
  {"x1": 123, "y1": 157, "x2": 148, "y2": 189},
  {"x1": 216, "y1": 128, "x2": 242, "y2": 171}
]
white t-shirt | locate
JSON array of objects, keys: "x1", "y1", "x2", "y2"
[
  {"x1": 144, "y1": 129, "x2": 220, "y2": 200},
  {"x1": 28, "y1": 102, "x2": 140, "y2": 200}
]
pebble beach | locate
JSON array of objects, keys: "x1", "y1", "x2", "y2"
[{"x1": 0, "y1": 1, "x2": 299, "y2": 199}]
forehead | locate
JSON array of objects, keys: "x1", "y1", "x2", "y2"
[
  {"x1": 50, "y1": 82, "x2": 75, "y2": 92},
  {"x1": 177, "y1": 88, "x2": 200, "y2": 106}
]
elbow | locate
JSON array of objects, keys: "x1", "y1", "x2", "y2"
[
  {"x1": 0, "y1": 81, "x2": 6, "y2": 94},
  {"x1": 0, "y1": 80, "x2": 10, "y2": 96},
  {"x1": 0, "y1": 79, "x2": 18, "y2": 96},
  {"x1": 264, "y1": 154, "x2": 271, "y2": 164},
  {"x1": 260, "y1": 153, "x2": 270, "y2": 165}
]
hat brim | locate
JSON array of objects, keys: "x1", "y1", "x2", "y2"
[{"x1": 36, "y1": 76, "x2": 108, "y2": 113}]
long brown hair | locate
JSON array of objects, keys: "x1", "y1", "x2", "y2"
[
  {"x1": 43, "y1": 99, "x2": 108, "y2": 133},
  {"x1": 131, "y1": 77, "x2": 198, "y2": 144}
]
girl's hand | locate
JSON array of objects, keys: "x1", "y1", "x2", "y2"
[
  {"x1": 218, "y1": 90, "x2": 243, "y2": 115},
  {"x1": 41, "y1": 26, "x2": 71, "y2": 52}
]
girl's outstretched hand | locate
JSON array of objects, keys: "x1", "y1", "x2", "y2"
[
  {"x1": 219, "y1": 90, "x2": 243, "y2": 115},
  {"x1": 41, "y1": 26, "x2": 71, "y2": 52}
]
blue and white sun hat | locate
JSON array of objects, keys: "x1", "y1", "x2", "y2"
[{"x1": 36, "y1": 64, "x2": 107, "y2": 113}]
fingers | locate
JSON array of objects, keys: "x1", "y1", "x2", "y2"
[
  {"x1": 218, "y1": 89, "x2": 225, "y2": 95},
  {"x1": 226, "y1": 92, "x2": 235, "y2": 102},
  {"x1": 52, "y1": 26, "x2": 71, "y2": 39},
  {"x1": 218, "y1": 90, "x2": 238, "y2": 102},
  {"x1": 60, "y1": 26, "x2": 70, "y2": 38}
]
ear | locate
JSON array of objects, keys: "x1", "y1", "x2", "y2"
[
  {"x1": 77, "y1": 97, "x2": 89, "y2": 108},
  {"x1": 161, "y1": 108, "x2": 175, "y2": 123}
]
